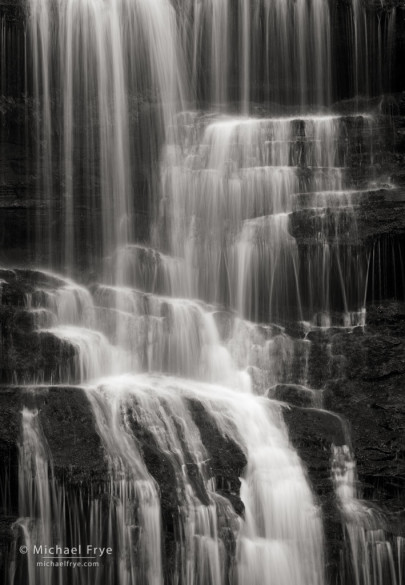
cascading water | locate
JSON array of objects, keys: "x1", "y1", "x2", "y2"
[
  {"x1": 28, "y1": 0, "x2": 185, "y2": 273},
  {"x1": 155, "y1": 114, "x2": 374, "y2": 324},
  {"x1": 1, "y1": 0, "x2": 404, "y2": 584},
  {"x1": 181, "y1": 0, "x2": 333, "y2": 108},
  {"x1": 332, "y1": 446, "x2": 404, "y2": 585}
]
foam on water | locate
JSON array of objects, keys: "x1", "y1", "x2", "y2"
[
  {"x1": 85, "y1": 373, "x2": 325, "y2": 585},
  {"x1": 332, "y1": 446, "x2": 403, "y2": 585},
  {"x1": 9, "y1": 0, "x2": 402, "y2": 583}
]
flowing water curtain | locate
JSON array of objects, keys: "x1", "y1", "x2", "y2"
[
  {"x1": 17, "y1": 3, "x2": 403, "y2": 585},
  {"x1": 179, "y1": 0, "x2": 230, "y2": 107},
  {"x1": 85, "y1": 374, "x2": 326, "y2": 585},
  {"x1": 332, "y1": 446, "x2": 403, "y2": 585},
  {"x1": 26, "y1": 0, "x2": 397, "y2": 277},
  {"x1": 349, "y1": 0, "x2": 397, "y2": 99},
  {"x1": 8, "y1": 408, "x2": 100, "y2": 585},
  {"x1": 11, "y1": 263, "x2": 328, "y2": 585},
  {"x1": 254, "y1": 0, "x2": 332, "y2": 107},
  {"x1": 9, "y1": 408, "x2": 55, "y2": 585},
  {"x1": 9, "y1": 403, "x2": 164, "y2": 585},
  {"x1": 86, "y1": 387, "x2": 164, "y2": 585},
  {"x1": 179, "y1": 0, "x2": 332, "y2": 109},
  {"x1": 102, "y1": 379, "x2": 231, "y2": 585},
  {"x1": 178, "y1": 0, "x2": 396, "y2": 110},
  {"x1": 27, "y1": 0, "x2": 186, "y2": 277},
  {"x1": 157, "y1": 113, "x2": 373, "y2": 324}
]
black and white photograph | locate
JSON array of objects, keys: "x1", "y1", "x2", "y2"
[{"x1": 0, "y1": 0, "x2": 404, "y2": 583}]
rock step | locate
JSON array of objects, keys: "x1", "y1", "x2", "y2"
[
  {"x1": 0, "y1": 383, "x2": 246, "y2": 502},
  {"x1": 108, "y1": 244, "x2": 184, "y2": 295},
  {"x1": 292, "y1": 186, "x2": 393, "y2": 210},
  {"x1": 0, "y1": 382, "x2": 246, "y2": 578}
]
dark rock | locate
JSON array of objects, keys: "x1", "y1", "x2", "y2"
[
  {"x1": 0, "y1": 308, "x2": 77, "y2": 384},
  {"x1": 0, "y1": 385, "x2": 107, "y2": 485},
  {"x1": 128, "y1": 414, "x2": 181, "y2": 582},
  {"x1": 0, "y1": 384, "x2": 109, "y2": 580},
  {"x1": 282, "y1": 403, "x2": 347, "y2": 581},
  {"x1": 0, "y1": 269, "x2": 81, "y2": 384},
  {"x1": 314, "y1": 302, "x2": 405, "y2": 522},
  {"x1": 126, "y1": 395, "x2": 246, "y2": 581},
  {"x1": 212, "y1": 310, "x2": 235, "y2": 341},
  {"x1": 271, "y1": 383, "x2": 319, "y2": 407},
  {"x1": 280, "y1": 303, "x2": 405, "y2": 580},
  {"x1": 187, "y1": 398, "x2": 247, "y2": 514}
]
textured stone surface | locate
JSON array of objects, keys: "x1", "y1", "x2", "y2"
[
  {"x1": 0, "y1": 383, "x2": 247, "y2": 583},
  {"x1": 325, "y1": 303, "x2": 405, "y2": 517},
  {"x1": 0, "y1": 384, "x2": 108, "y2": 579},
  {"x1": 280, "y1": 302, "x2": 405, "y2": 581},
  {"x1": 1, "y1": 2, "x2": 405, "y2": 582},
  {"x1": 0, "y1": 270, "x2": 77, "y2": 383}
]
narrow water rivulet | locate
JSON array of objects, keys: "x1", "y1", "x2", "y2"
[{"x1": 0, "y1": 0, "x2": 404, "y2": 584}]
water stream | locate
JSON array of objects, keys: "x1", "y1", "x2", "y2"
[{"x1": 1, "y1": 0, "x2": 403, "y2": 583}]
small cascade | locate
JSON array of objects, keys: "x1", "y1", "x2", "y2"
[
  {"x1": 9, "y1": 404, "x2": 163, "y2": 585},
  {"x1": 86, "y1": 386, "x2": 164, "y2": 585},
  {"x1": 30, "y1": 284, "x2": 94, "y2": 327},
  {"x1": 91, "y1": 284, "x2": 244, "y2": 386},
  {"x1": 113, "y1": 245, "x2": 184, "y2": 295},
  {"x1": 223, "y1": 317, "x2": 311, "y2": 394},
  {"x1": 85, "y1": 374, "x2": 325, "y2": 585},
  {"x1": 8, "y1": 407, "x2": 105, "y2": 585},
  {"x1": 332, "y1": 446, "x2": 403, "y2": 585},
  {"x1": 156, "y1": 114, "x2": 375, "y2": 324},
  {"x1": 19, "y1": 271, "x2": 125, "y2": 383},
  {"x1": 86, "y1": 376, "x2": 232, "y2": 585},
  {"x1": 9, "y1": 408, "x2": 55, "y2": 585},
  {"x1": 41, "y1": 326, "x2": 122, "y2": 382},
  {"x1": 6, "y1": 263, "x2": 328, "y2": 585}
]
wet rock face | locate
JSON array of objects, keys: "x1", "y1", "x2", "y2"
[
  {"x1": 0, "y1": 269, "x2": 249, "y2": 581},
  {"x1": 187, "y1": 398, "x2": 247, "y2": 515},
  {"x1": 0, "y1": 4, "x2": 404, "y2": 583},
  {"x1": 0, "y1": 384, "x2": 108, "y2": 579},
  {"x1": 282, "y1": 301, "x2": 405, "y2": 582},
  {"x1": 0, "y1": 270, "x2": 77, "y2": 383},
  {"x1": 0, "y1": 96, "x2": 152, "y2": 272},
  {"x1": 127, "y1": 397, "x2": 246, "y2": 580},
  {"x1": 0, "y1": 390, "x2": 247, "y2": 584},
  {"x1": 282, "y1": 401, "x2": 348, "y2": 580},
  {"x1": 289, "y1": 108, "x2": 405, "y2": 241},
  {"x1": 0, "y1": 386, "x2": 108, "y2": 487},
  {"x1": 325, "y1": 303, "x2": 405, "y2": 515}
]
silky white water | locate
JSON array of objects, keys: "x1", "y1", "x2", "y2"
[
  {"x1": 9, "y1": 0, "x2": 402, "y2": 584},
  {"x1": 28, "y1": 0, "x2": 185, "y2": 273},
  {"x1": 332, "y1": 446, "x2": 403, "y2": 585},
  {"x1": 9, "y1": 263, "x2": 326, "y2": 585},
  {"x1": 154, "y1": 114, "x2": 374, "y2": 323}
]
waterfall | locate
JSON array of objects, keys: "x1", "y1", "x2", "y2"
[
  {"x1": 85, "y1": 374, "x2": 325, "y2": 585},
  {"x1": 155, "y1": 114, "x2": 374, "y2": 324},
  {"x1": 9, "y1": 408, "x2": 55, "y2": 585},
  {"x1": 180, "y1": 0, "x2": 332, "y2": 108},
  {"x1": 1, "y1": 0, "x2": 403, "y2": 583},
  {"x1": 332, "y1": 446, "x2": 403, "y2": 585},
  {"x1": 27, "y1": 0, "x2": 185, "y2": 274}
]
